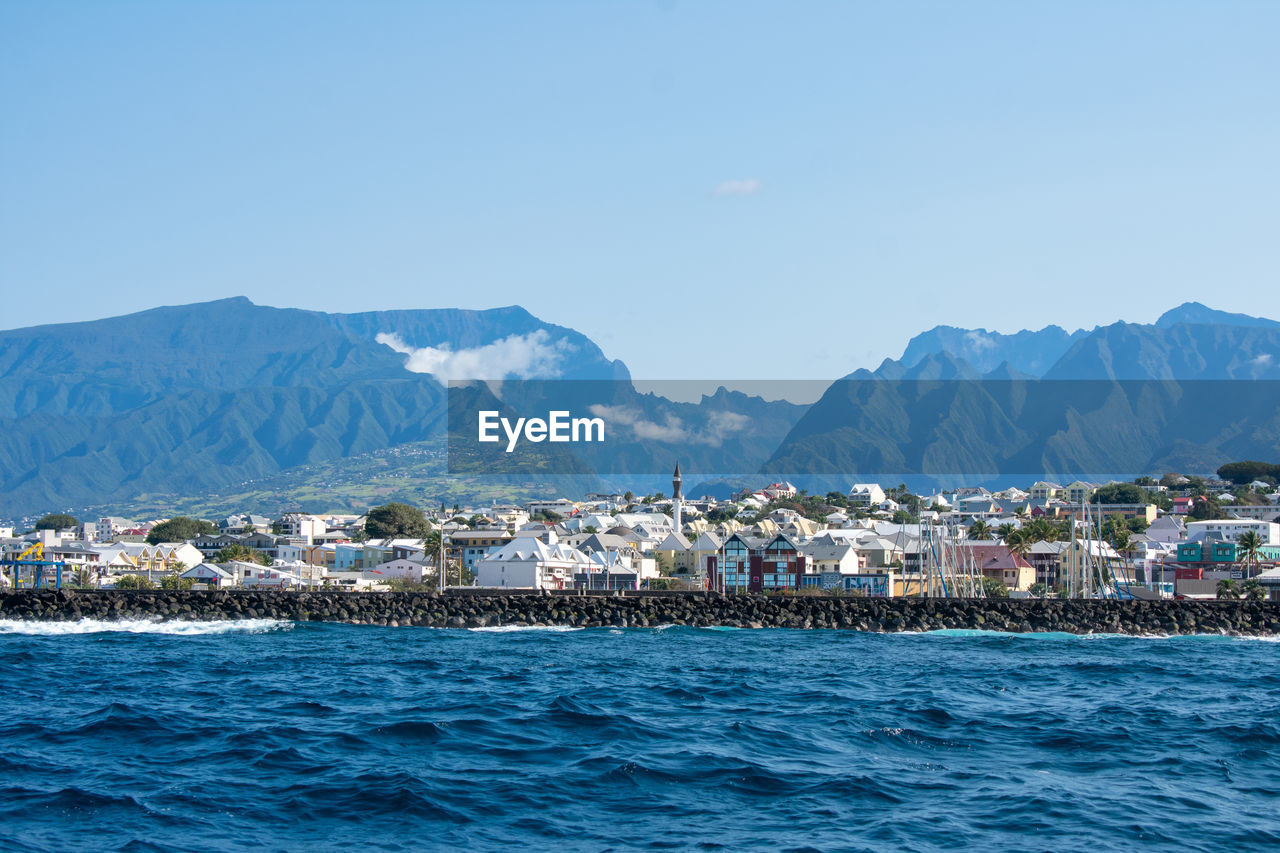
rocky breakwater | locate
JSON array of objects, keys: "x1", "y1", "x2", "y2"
[{"x1": 2, "y1": 590, "x2": 1280, "y2": 635}]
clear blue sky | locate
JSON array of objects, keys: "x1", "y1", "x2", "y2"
[{"x1": 3, "y1": 1, "x2": 1278, "y2": 379}]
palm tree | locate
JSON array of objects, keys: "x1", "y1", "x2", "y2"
[
  {"x1": 1023, "y1": 517, "x2": 1062, "y2": 545},
  {"x1": 1006, "y1": 529, "x2": 1031, "y2": 559},
  {"x1": 1237, "y1": 531, "x2": 1263, "y2": 578},
  {"x1": 968, "y1": 520, "x2": 992, "y2": 541},
  {"x1": 424, "y1": 528, "x2": 444, "y2": 588},
  {"x1": 996, "y1": 523, "x2": 1017, "y2": 542},
  {"x1": 1216, "y1": 578, "x2": 1241, "y2": 600},
  {"x1": 1242, "y1": 578, "x2": 1266, "y2": 602}
]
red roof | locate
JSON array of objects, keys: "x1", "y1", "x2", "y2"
[{"x1": 959, "y1": 544, "x2": 1033, "y2": 570}]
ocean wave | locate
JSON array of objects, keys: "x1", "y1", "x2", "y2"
[
  {"x1": 0, "y1": 618, "x2": 292, "y2": 636},
  {"x1": 6, "y1": 621, "x2": 1280, "y2": 851},
  {"x1": 467, "y1": 625, "x2": 583, "y2": 633},
  {"x1": 909, "y1": 628, "x2": 1248, "y2": 641}
]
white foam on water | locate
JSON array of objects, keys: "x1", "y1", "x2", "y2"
[
  {"x1": 0, "y1": 618, "x2": 292, "y2": 636},
  {"x1": 467, "y1": 625, "x2": 584, "y2": 633},
  {"x1": 909, "y1": 628, "x2": 1256, "y2": 641}
]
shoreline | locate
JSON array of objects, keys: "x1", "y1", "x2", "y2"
[{"x1": 3, "y1": 590, "x2": 1279, "y2": 636}]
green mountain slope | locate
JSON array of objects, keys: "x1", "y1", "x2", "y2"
[{"x1": 0, "y1": 298, "x2": 624, "y2": 516}]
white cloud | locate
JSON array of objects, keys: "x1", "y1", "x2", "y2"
[
  {"x1": 588, "y1": 405, "x2": 688, "y2": 443},
  {"x1": 587, "y1": 404, "x2": 750, "y2": 446},
  {"x1": 711, "y1": 178, "x2": 761, "y2": 197},
  {"x1": 707, "y1": 411, "x2": 749, "y2": 434},
  {"x1": 377, "y1": 330, "x2": 573, "y2": 381},
  {"x1": 963, "y1": 330, "x2": 996, "y2": 352},
  {"x1": 1250, "y1": 353, "x2": 1273, "y2": 367}
]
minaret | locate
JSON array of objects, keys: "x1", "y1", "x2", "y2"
[{"x1": 672, "y1": 460, "x2": 683, "y2": 532}]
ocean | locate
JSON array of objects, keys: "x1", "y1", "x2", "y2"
[{"x1": 1, "y1": 620, "x2": 1277, "y2": 852}]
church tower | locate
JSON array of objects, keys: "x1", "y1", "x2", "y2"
[{"x1": 672, "y1": 461, "x2": 683, "y2": 532}]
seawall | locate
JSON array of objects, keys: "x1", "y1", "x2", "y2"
[{"x1": 2, "y1": 590, "x2": 1279, "y2": 635}]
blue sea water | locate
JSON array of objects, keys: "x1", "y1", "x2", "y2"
[{"x1": 1, "y1": 620, "x2": 1278, "y2": 852}]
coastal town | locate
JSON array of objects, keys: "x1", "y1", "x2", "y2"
[{"x1": 4, "y1": 463, "x2": 1280, "y2": 602}]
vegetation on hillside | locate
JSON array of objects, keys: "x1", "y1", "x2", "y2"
[
  {"x1": 365, "y1": 502, "x2": 431, "y2": 538},
  {"x1": 146, "y1": 517, "x2": 217, "y2": 544}
]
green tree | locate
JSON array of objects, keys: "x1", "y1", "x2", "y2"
[
  {"x1": 146, "y1": 517, "x2": 218, "y2": 544},
  {"x1": 981, "y1": 576, "x2": 1009, "y2": 598},
  {"x1": 1101, "y1": 515, "x2": 1132, "y2": 555},
  {"x1": 1217, "y1": 460, "x2": 1279, "y2": 486},
  {"x1": 384, "y1": 577, "x2": 436, "y2": 592},
  {"x1": 1091, "y1": 483, "x2": 1149, "y2": 505},
  {"x1": 1242, "y1": 578, "x2": 1266, "y2": 602},
  {"x1": 114, "y1": 574, "x2": 154, "y2": 590},
  {"x1": 160, "y1": 575, "x2": 194, "y2": 590},
  {"x1": 69, "y1": 567, "x2": 95, "y2": 588},
  {"x1": 1109, "y1": 528, "x2": 1131, "y2": 557},
  {"x1": 214, "y1": 544, "x2": 271, "y2": 566},
  {"x1": 422, "y1": 529, "x2": 445, "y2": 585},
  {"x1": 968, "y1": 520, "x2": 992, "y2": 540},
  {"x1": 1029, "y1": 581, "x2": 1048, "y2": 598},
  {"x1": 1237, "y1": 530, "x2": 1264, "y2": 577},
  {"x1": 1006, "y1": 529, "x2": 1031, "y2": 558},
  {"x1": 365, "y1": 502, "x2": 431, "y2": 538},
  {"x1": 1216, "y1": 578, "x2": 1240, "y2": 600},
  {"x1": 1187, "y1": 495, "x2": 1222, "y2": 521},
  {"x1": 35, "y1": 513, "x2": 78, "y2": 531},
  {"x1": 705, "y1": 507, "x2": 739, "y2": 523},
  {"x1": 1022, "y1": 517, "x2": 1061, "y2": 544}
]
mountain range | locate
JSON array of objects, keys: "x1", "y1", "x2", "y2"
[
  {"x1": 0, "y1": 298, "x2": 629, "y2": 517},
  {"x1": 1, "y1": 299, "x2": 1278, "y2": 519},
  {"x1": 765, "y1": 302, "x2": 1280, "y2": 486}
]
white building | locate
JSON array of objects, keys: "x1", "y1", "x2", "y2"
[
  {"x1": 524, "y1": 498, "x2": 578, "y2": 519},
  {"x1": 474, "y1": 534, "x2": 591, "y2": 590},
  {"x1": 1227, "y1": 505, "x2": 1280, "y2": 522},
  {"x1": 803, "y1": 541, "x2": 863, "y2": 575},
  {"x1": 180, "y1": 563, "x2": 235, "y2": 589},
  {"x1": 1145, "y1": 516, "x2": 1186, "y2": 544},
  {"x1": 367, "y1": 558, "x2": 430, "y2": 582},
  {"x1": 1186, "y1": 519, "x2": 1280, "y2": 546},
  {"x1": 231, "y1": 561, "x2": 304, "y2": 589},
  {"x1": 276, "y1": 513, "x2": 328, "y2": 545},
  {"x1": 849, "y1": 484, "x2": 886, "y2": 509}
]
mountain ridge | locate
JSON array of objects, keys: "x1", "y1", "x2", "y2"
[{"x1": 4, "y1": 298, "x2": 1280, "y2": 518}]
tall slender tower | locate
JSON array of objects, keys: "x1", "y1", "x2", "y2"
[{"x1": 672, "y1": 460, "x2": 683, "y2": 532}]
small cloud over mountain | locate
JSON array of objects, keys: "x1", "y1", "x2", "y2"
[
  {"x1": 377, "y1": 330, "x2": 573, "y2": 380},
  {"x1": 586, "y1": 404, "x2": 749, "y2": 446}
]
